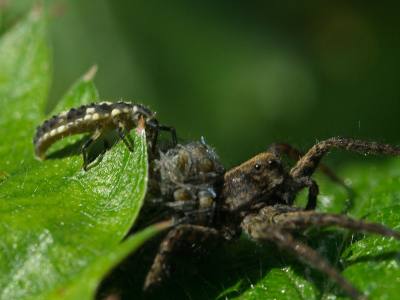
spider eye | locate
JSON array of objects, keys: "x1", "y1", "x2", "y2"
[
  {"x1": 254, "y1": 164, "x2": 262, "y2": 171},
  {"x1": 268, "y1": 159, "x2": 279, "y2": 168}
]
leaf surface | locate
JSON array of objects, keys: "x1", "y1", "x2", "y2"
[{"x1": 0, "y1": 10, "x2": 168, "y2": 300}]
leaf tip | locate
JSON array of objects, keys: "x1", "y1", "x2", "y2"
[
  {"x1": 32, "y1": 2, "x2": 43, "y2": 19},
  {"x1": 84, "y1": 65, "x2": 98, "y2": 82},
  {"x1": 136, "y1": 116, "x2": 145, "y2": 134},
  {"x1": 155, "y1": 220, "x2": 173, "y2": 230}
]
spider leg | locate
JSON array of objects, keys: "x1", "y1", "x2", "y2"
[
  {"x1": 268, "y1": 142, "x2": 348, "y2": 188},
  {"x1": 290, "y1": 137, "x2": 400, "y2": 181},
  {"x1": 248, "y1": 223, "x2": 368, "y2": 300},
  {"x1": 81, "y1": 124, "x2": 102, "y2": 171},
  {"x1": 297, "y1": 177, "x2": 319, "y2": 211},
  {"x1": 143, "y1": 224, "x2": 227, "y2": 292},
  {"x1": 267, "y1": 206, "x2": 400, "y2": 240}
]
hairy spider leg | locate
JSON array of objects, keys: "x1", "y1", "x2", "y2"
[
  {"x1": 247, "y1": 222, "x2": 368, "y2": 300},
  {"x1": 143, "y1": 224, "x2": 227, "y2": 292},
  {"x1": 268, "y1": 142, "x2": 349, "y2": 188},
  {"x1": 260, "y1": 205, "x2": 400, "y2": 240},
  {"x1": 298, "y1": 177, "x2": 320, "y2": 211},
  {"x1": 290, "y1": 137, "x2": 400, "y2": 210},
  {"x1": 241, "y1": 205, "x2": 400, "y2": 300}
]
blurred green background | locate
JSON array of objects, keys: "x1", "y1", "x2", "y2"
[{"x1": 2, "y1": 0, "x2": 400, "y2": 167}]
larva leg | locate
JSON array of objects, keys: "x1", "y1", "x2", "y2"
[
  {"x1": 103, "y1": 131, "x2": 109, "y2": 151},
  {"x1": 150, "y1": 124, "x2": 178, "y2": 152},
  {"x1": 115, "y1": 126, "x2": 133, "y2": 152},
  {"x1": 82, "y1": 125, "x2": 102, "y2": 171}
]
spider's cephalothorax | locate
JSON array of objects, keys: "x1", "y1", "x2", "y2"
[
  {"x1": 33, "y1": 101, "x2": 177, "y2": 170},
  {"x1": 144, "y1": 137, "x2": 400, "y2": 300}
]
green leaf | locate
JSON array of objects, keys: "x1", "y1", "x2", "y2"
[
  {"x1": 0, "y1": 9, "x2": 169, "y2": 300},
  {"x1": 0, "y1": 5, "x2": 50, "y2": 176}
]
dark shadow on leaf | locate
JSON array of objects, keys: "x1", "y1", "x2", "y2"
[
  {"x1": 97, "y1": 230, "x2": 353, "y2": 300},
  {"x1": 46, "y1": 136, "x2": 88, "y2": 160},
  {"x1": 97, "y1": 217, "x2": 399, "y2": 299}
]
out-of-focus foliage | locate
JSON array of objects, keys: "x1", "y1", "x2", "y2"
[{"x1": 2, "y1": 0, "x2": 400, "y2": 166}]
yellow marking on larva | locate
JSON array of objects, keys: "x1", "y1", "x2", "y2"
[
  {"x1": 57, "y1": 125, "x2": 67, "y2": 134},
  {"x1": 75, "y1": 118, "x2": 84, "y2": 124},
  {"x1": 122, "y1": 107, "x2": 130, "y2": 113},
  {"x1": 112, "y1": 109, "x2": 122, "y2": 116},
  {"x1": 84, "y1": 115, "x2": 92, "y2": 121},
  {"x1": 86, "y1": 107, "x2": 95, "y2": 114},
  {"x1": 58, "y1": 118, "x2": 65, "y2": 124},
  {"x1": 92, "y1": 113, "x2": 100, "y2": 121},
  {"x1": 60, "y1": 111, "x2": 68, "y2": 117},
  {"x1": 43, "y1": 133, "x2": 50, "y2": 140},
  {"x1": 66, "y1": 122, "x2": 74, "y2": 129},
  {"x1": 103, "y1": 113, "x2": 110, "y2": 118},
  {"x1": 132, "y1": 106, "x2": 138, "y2": 114},
  {"x1": 50, "y1": 129, "x2": 57, "y2": 137}
]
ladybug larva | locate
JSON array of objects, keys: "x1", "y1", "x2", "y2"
[{"x1": 33, "y1": 101, "x2": 177, "y2": 170}]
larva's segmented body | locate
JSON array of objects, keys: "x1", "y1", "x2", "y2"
[{"x1": 34, "y1": 101, "x2": 177, "y2": 170}]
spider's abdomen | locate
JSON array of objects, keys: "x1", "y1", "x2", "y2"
[{"x1": 33, "y1": 101, "x2": 156, "y2": 160}]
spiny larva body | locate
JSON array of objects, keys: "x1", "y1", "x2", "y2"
[{"x1": 34, "y1": 101, "x2": 176, "y2": 170}]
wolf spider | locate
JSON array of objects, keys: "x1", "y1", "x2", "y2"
[{"x1": 144, "y1": 137, "x2": 400, "y2": 300}]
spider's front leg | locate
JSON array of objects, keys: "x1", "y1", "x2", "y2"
[
  {"x1": 290, "y1": 137, "x2": 400, "y2": 210},
  {"x1": 268, "y1": 142, "x2": 347, "y2": 188},
  {"x1": 291, "y1": 137, "x2": 400, "y2": 180},
  {"x1": 143, "y1": 224, "x2": 228, "y2": 292}
]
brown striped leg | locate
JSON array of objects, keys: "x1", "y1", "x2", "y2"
[
  {"x1": 290, "y1": 137, "x2": 400, "y2": 181},
  {"x1": 296, "y1": 177, "x2": 319, "y2": 211},
  {"x1": 81, "y1": 125, "x2": 102, "y2": 171},
  {"x1": 270, "y1": 208, "x2": 400, "y2": 240},
  {"x1": 143, "y1": 224, "x2": 226, "y2": 292},
  {"x1": 268, "y1": 142, "x2": 347, "y2": 188},
  {"x1": 249, "y1": 223, "x2": 369, "y2": 300}
]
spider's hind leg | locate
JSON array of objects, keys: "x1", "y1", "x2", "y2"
[
  {"x1": 249, "y1": 223, "x2": 368, "y2": 300},
  {"x1": 143, "y1": 224, "x2": 227, "y2": 292},
  {"x1": 270, "y1": 206, "x2": 400, "y2": 240}
]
